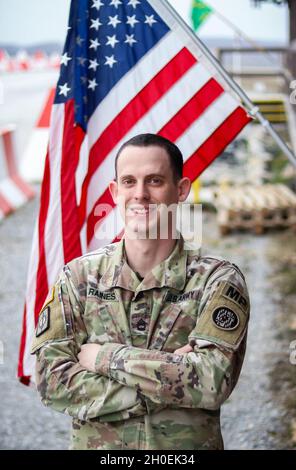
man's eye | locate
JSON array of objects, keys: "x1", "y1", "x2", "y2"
[
  {"x1": 149, "y1": 178, "x2": 162, "y2": 184},
  {"x1": 122, "y1": 179, "x2": 134, "y2": 185}
]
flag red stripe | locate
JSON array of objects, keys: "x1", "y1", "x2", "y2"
[
  {"x1": 86, "y1": 187, "x2": 115, "y2": 245},
  {"x1": 17, "y1": 305, "x2": 27, "y2": 379},
  {"x1": 37, "y1": 88, "x2": 55, "y2": 128},
  {"x1": 183, "y1": 107, "x2": 252, "y2": 180},
  {"x1": 113, "y1": 228, "x2": 124, "y2": 243},
  {"x1": 78, "y1": 47, "x2": 197, "y2": 227},
  {"x1": 34, "y1": 155, "x2": 51, "y2": 318},
  {"x1": 61, "y1": 100, "x2": 83, "y2": 262},
  {"x1": 158, "y1": 78, "x2": 224, "y2": 141}
]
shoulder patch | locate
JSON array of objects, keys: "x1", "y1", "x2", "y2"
[
  {"x1": 212, "y1": 307, "x2": 239, "y2": 331},
  {"x1": 191, "y1": 280, "x2": 249, "y2": 350},
  {"x1": 35, "y1": 307, "x2": 50, "y2": 337},
  {"x1": 31, "y1": 284, "x2": 70, "y2": 354}
]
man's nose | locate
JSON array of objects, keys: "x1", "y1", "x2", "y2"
[{"x1": 134, "y1": 181, "x2": 149, "y2": 200}]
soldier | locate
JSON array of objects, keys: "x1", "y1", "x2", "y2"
[{"x1": 31, "y1": 133, "x2": 250, "y2": 450}]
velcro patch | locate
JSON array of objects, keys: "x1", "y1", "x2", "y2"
[
  {"x1": 87, "y1": 287, "x2": 117, "y2": 301},
  {"x1": 222, "y1": 283, "x2": 248, "y2": 314},
  {"x1": 36, "y1": 307, "x2": 50, "y2": 337},
  {"x1": 164, "y1": 290, "x2": 199, "y2": 303},
  {"x1": 31, "y1": 283, "x2": 69, "y2": 354},
  {"x1": 191, "y1": 281, "x2": 249, "y2": 350}
]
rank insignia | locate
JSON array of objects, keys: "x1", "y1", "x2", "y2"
[{"x1": 36, "y1": 307, "x2": 50, "y2": 337}]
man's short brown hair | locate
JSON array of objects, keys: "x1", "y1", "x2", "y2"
[{"x1": 115, "y1": 133, "x2": 183, "y2": 182}]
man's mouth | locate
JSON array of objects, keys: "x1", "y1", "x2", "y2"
[{"x1": 126, "y1": 205, "x2": 157, "y2": 216}]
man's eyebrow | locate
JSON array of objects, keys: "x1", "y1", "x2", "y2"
[
  {"x1": 119, "y1": 174, "x2": 134, "y2": 180},
  {"x1": 146, "y1": 173, "x2": 165, "y2": 178},
  {"x1": 119, "y1": 173, "x2": 165, "y2": 180}
]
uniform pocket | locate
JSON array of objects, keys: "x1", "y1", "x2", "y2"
[
  {"x1": 149, "y1": 304, "x2": 182, "y2": 350},
  {"x1": 161, "y1": 309, "x2": 197, "y2": 352}
]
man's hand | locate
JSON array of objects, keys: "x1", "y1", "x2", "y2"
[
  {"x1": 78, "y1": 344, "x2": 102, "y2": 372},
  {"x1": 174, "y1": 344, "x2": 193, "y2": 355}
]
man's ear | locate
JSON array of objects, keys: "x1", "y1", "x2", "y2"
[
  {"x1": 178, "y1": 177, "x2": 191, "y2": 202},
  {"x1": 109, "y1": 180, "x2": 118, "y2": 204}
]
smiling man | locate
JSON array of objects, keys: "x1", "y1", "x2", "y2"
[{"x1": 31, "y1": 133, "x2": 250, "y2": 450}]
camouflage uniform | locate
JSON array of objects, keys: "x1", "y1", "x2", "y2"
[{"x1": 31, "y1": 236, "x2": 250, "y2": 450}]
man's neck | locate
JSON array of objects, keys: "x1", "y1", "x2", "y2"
[{"x1": 124, "y1": 236, "x2": 177, "y2": 279}]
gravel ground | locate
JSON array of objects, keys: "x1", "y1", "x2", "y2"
[{"x1": 0, "y1": 194, "x2": 295, "y2": 450}]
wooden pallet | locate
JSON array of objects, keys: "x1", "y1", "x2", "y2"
[{"x1": 215, "y1": 184, "x2": 296, "y2": 235}]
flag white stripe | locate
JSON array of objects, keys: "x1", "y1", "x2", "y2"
[
  {"x1": 44, "y1": 104, "x2": 66, "y2": 287},
  {"x1": 75, "y1": 134, "x2": 89, "y2": 205},
  {"x1": 79, "y1": 221, "x2": 87, "y2": 254},
  {"x1": 86, "y1": 62, "x2": 211, "y2": 216},
  {"x1": 23, "y1": 221, "x2": 39, "y2": 376}
]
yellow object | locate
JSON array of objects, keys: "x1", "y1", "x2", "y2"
[{"x1": 192, "y1": 178, "x2": 201, "y2": 203}]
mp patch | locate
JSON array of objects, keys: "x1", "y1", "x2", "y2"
[
  {"x1": 212, "y1": 307, "x2": 239, "y2": 331},
  {"x1": 222, "y1": 283, "x2": 248, "y2": 314},
  {"x1": 36, "y1": 307, "x2": 50, "y2": 337},
  {"x1": 189, "y1": 280, "x2": 250, "y2": 350}
]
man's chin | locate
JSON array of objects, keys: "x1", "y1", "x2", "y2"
[{"x1": 125, "y1": 220, "x2": 157, "y2": 240}]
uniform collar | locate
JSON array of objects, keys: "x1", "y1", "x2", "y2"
[{"x1": 100, "y1": 235, "x2": 188, "y2": 292}]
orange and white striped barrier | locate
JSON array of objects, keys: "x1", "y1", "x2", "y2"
[
  {"x1": 0, "y1": 125, "x2": 35, "y2": 222},
  {"x1": 20, "y1": 88, "x2": 55, "y2": 182},
  {"x1": 0, "y1": 48, "x2": 61, "y2": 73}
]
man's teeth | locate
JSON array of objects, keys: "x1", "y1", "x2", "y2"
[{"x1": 133, "y1": 208, "x2": 148, "y2": 214}]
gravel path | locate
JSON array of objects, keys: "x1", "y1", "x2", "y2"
[{"x1": 0, "y1": 197, "x2": 294, "y2": 450}]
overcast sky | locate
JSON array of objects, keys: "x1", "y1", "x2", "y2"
[{"x1": 0, "y1": 0, "x2": 288, "y2": 46}]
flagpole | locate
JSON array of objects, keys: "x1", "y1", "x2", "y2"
[
  {"x1": 213, "y1": 9, "x2": 275, "y2": 58},
  {"x1": 162, "y1": 0, "x2": 296, "y2": 168}
]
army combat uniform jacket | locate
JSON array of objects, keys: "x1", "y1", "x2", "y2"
[{"x1": 31, "y1": 236, "x2": 250, "y2": 450}]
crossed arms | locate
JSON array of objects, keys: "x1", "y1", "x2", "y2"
[{"x1": 33, "y1": 264, "x2": 248, "y2": 422}]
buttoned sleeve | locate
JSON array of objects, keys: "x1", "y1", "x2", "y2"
[
  {"x1": 31, "y1": 264, "x2": 161, "y2": 422},
  {"x1": 95, "y1": 262, "x2": 250, "y2": 410}
]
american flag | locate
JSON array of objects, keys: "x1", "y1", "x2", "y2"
[{"x1": 18, "y1": 0, "x2": 252, "y2": 384}]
